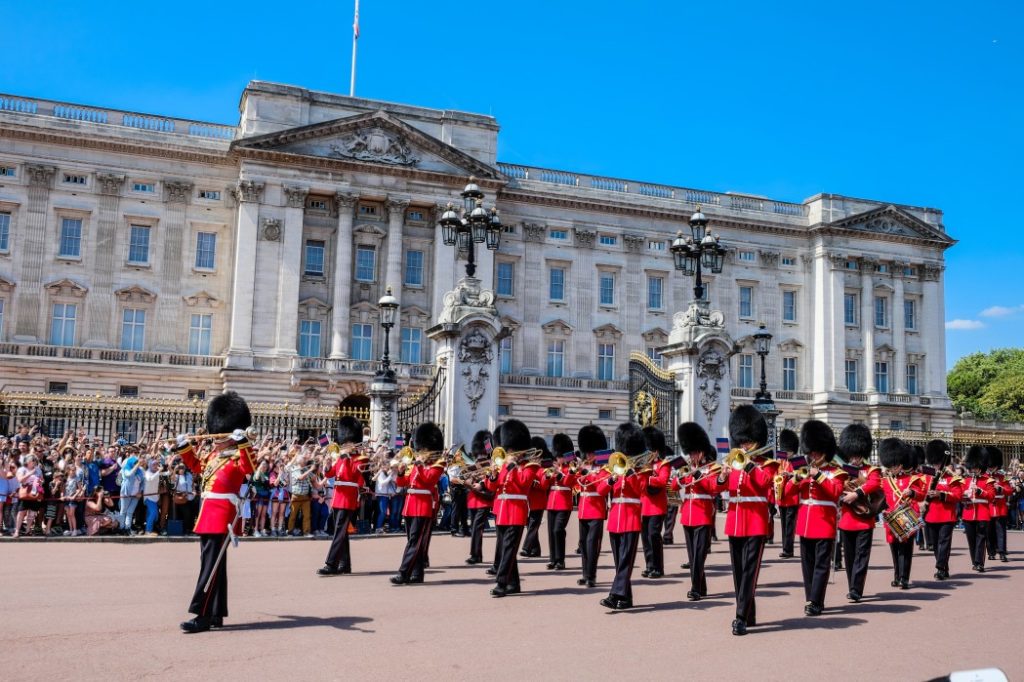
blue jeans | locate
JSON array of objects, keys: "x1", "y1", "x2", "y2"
[
  {"x1": 144, "y1": 499, "x2": 159, "y2": 533},
  {"x1": 389, "y1": 495, "x2": 404, "y2": 531},
  {"x1": 119, "y1": 496, "x2": 140, "y2": 530},
  {"x1": 375, "y1": 496, "x2": 390, "y2": 530},
  {"x1": 311, "y1": 500, "x2": 329, "y2": 532}
]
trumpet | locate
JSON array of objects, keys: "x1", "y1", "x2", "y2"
[
  {"x1": 673, "y1": 461, "x2": 721, "y2": 481},
  {"x1": 179, "y1": 426, "x2": 259, "y2": 443},
  {"x1": 603, "y1": 451, "x2": 657, "y2": 476},
  {"x1": 723, "y1": 443, "x2": 774, "y2": 470}
]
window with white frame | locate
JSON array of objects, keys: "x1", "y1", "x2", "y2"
[
  {"x1": 59, "y1": 218, "x2": 83, "y2": 258},
  {"x1": 781, "y1": 256, "x2": 796, "y2": 266},
  {"x1": 198, "y1": 189, "x2": 221, "y2": 201},
  {"x1": 906, "y1": 363, "x2": 919, "y2": 395},
  {"x1": 195, "y1": 232, "x2": 217, "y2": 270},
  {"x1": 549, "y1": 267, "x2": 565, "y2": 301},
  {"x1": 875, "y1": 296, "x2": 889, "y2": 328},
  {"x1": 549, "y1": 229, "x2": 568, "y2": 240},
  {"x1": 845, "y1": 359, "x2": 859, "y2": 392},
  {"x1": 188, "y1": 314, "x2": 212, "y2": 355},
  {"x1": 120, "y1": 309, "x2": 146, "y2": 351},
  {"x1": 739, "y1": 286, "x2": 753, "y2": 318},
  {"x1": 647, "y1": 276, "x2": 664, "y2": 309},
  {"x1": 304, "y1": 240, "x2": 325, "y2": 276},
  {"x1": 128, "y1": 225, "x2": 150, "y2": 264},
  {"x1": 50, "y1": 303, "x2": 77, "y2": 347},
  {"x1": 308, "y1": 198, "x2": 329, "y2": 211},
  {"x1": 401, "y1": 327, "x2": 423, "y2": 364},
  {"x1": 599, "y1": 235, "x2": 617, "y2": 246},
  {"x1": 738, "y1": 250, "x2": 756, "y2": 262},
  {"x1": 597, "y1": 343, "x2": 615, "y2": 381},
  {"x1": 599, "y1": 273, "x2": 615, "y2": 306},
  {"x1": 875, "y1": 361, "x2": 889, "y2": 393},
  {"x1": 404, "y1": 250, "x2": 424, "y2": 287},
  {"x1": 299, "y1": 320, "x2": 322, "y2": 358},
  {"x1": 782, "y1": 357, "x2": 797, "y2": 391},
  {"x1": 355, "y1": 245, "x2": 376, "y2": 282},
  {"x1": 351, "y1": 323, "x2": 373, "y2": 360},
  {"x1": 646, "y1": 346, "x2": 663, "y2": 368},
  {"x1": 496, "y1": 262, "x2": 514, "y2": 296},
  {"x1": 132, "y1": 181, "x2": 155, "y2": 193},
  {"x1": 782, "y1": 290, "x2": 797, "y2": 322},
  {"x1": 546, "y1": 339, "x2": 564, "y2": 377},
  {"x1": 844, "y1": 293, "x2": 858, "y2": 326},
  {"x1": 63, "y1": 173, "x2": 87, "y2": 186},
  {"x1": 406, "y1": 209, "x2": 425, "y2": 222},
  {"x1": 904, "y1": 299, "x2": 916, "y2": 330},
  {"x1": 648, "y1": 240, "x2": 666, "y2": 252},
  {"x1": 358, "y1": 203, "x2": 378, "y2": 217},
  {"x1": 738, "y1": 354, "x2": 754, "y2": 389},
  {"x1": 500, "y1": 336, "x2": 512, "y2": 374},
  {"x1": 0, "y1": 211, "x2": 10, "y2": 252}
]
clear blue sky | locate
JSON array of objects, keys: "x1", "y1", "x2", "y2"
[{"x1": 2, "y1": 0, "x2": 1021, "y2": 369}]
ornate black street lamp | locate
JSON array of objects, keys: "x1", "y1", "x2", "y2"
[
  {"x1": 752, "y1": 322, "x2": 779, "y2": 448},
  {"x1": 439, "y1": 177, "x2": 502, "y2": 278},
  {"x1": 377, "y1": 286, "x2": 398, "y2": 380},
  {"x1": 670, "y1": 205, "x2": 726, "y2": 301}
]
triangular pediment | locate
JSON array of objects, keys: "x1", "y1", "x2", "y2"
[
  {"x1": 232, "y1": 110, "x2": 501, "y2": 180},
  {"x1": 541, "y1": 318, "x2": 573, "y2": 335},
  {"x1": 183, "y1": 290, "x2": 221, "y2": 308},
  {"x1": 44, "y1": 278, "x2": 88, "y2": 297},
  {"x1": 593, "y1": 323, "x2": 623, "y2": 340},
  {"x1": 114, "y1": 285, "x2": 157, "y2": 304},
  {"x1": 826, "y1": 205, "x2": 953, "y2": 244}
]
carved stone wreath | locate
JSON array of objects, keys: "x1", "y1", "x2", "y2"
[
  {"x1": 697, "y1": 349, "x2": 726, "y2": 424},
  {"x1": 458, "y1": 328, "x2": 494, "y2": 421}
]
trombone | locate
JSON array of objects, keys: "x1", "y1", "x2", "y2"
[
  {"x1": 177, "y1": 426, "x2": 260, "y2": 443},
  {"x1": 723, "y1": 443, "x2": 775, "y2": 470},
  {"x1": 602, "y1": 451, "x2": 657, "y2": 476}
]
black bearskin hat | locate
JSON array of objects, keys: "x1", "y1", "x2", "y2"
[
  {"x1": 642, "y1": 426, "x2": 667, "y2": 459},
  {"x1": 925, "y1": 439, "x2": 950, "y2": 467},
  {"x1": 912, "y1": 445, "x2": 926, "y2": 469},
  {"x1": 552, "y1": 433, "x2": 574, "y2": 458},
  {"x1": 964, "y1": 445, "x2": 987, "y2": 471},
  {"x1": 729, "y1": 405, "x2": 768, "y2": 448},
  {"x1": 471, "y1": 430, "x2": 493, "y2": 457},
  {"x1": 677, "y1": 422, "x2": 715, "y2": 460},
  {"x1": 498, "y1": 419, "x2": 532, "y2": 452},
  {"x1": 531, "y1": 436, "x2": 552, "y2": 458},
  {"x1": 839, "y1": 424, "x2": 873, "y2": 462},
  {"x1": 614, "y1": 422, "x2": 646, "y2": 457},
  {"x1": 800, "y1": 420, "x2": 836, "y2": 461},
  {"x1": 206, "y1": 391, "x2": 251, "y2": 435},
  {"x1": 577, "y1": 425, "x2": 608, "y2": 455},
  {"x1": 412, "y1": 422, "x2": 444, "y2": 453},
  {"x1": 336, "y1": 415, "x2": 364, "y2": 445},
  {"x1": 987, "y1": 446, "x2": 1004, "y2": 470},
  {"x1": 878, "y1": 437, "x2": 903, "y2": 469},
  {"x1": 778, "y1": 428, "x2": 799, "y2": 456}
]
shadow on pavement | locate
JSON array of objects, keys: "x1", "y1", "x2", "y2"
[
  {"x1": 754, "y1": 616, "x2": 867, "y2": 633},
  {"x1": 610, "y1": 599, "x2": 732, "y2": 613},
  {"x1": 758, "y1": 580, "x2": 804, "y2": 589},
  {"x1": 835, "y1": 602, "x2": 921, "y2": 615},
  {"x1": 864, "y1": 591, "x2": 947, "y2": 602},
  {"x1": 221, "y1": 614, "x2": 374, "y2": 633}
]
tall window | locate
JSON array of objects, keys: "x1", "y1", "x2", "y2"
[
  {"x1": 646, "y1": 346, "x2": 663, "y2": 368},
  {"x1": 500, "y1": 336, "x2": 513, "y2": 374},
  {"x1": 549, "y1": 267, "x2": 565, "y2": 301},
  {"x1": 904, "y1": 299, "x2": 916, "y2": 330},
  {"x1": 188, "y1": 314, "x2": 212, "y2": 355},
  {"x1": 299, "y1": 320, "x2": 321, "y2": 358},
  {"x1": 404, "y1": 250, "x2": 424, "y2": 286},
  {"x1": 782, "y1": 290, "x2": 797, "y2": 322},
  {"x1": 844, "y1": 293, "x2": 858, "y2": 326},
  {"x1": 599, "y1": 274, "x2": 615, "y2": 306},
  {"x1": 845, "y1": 359, "x2": 859, "y2": 392},
  {"x1": 875, "y1": 361, "x2": 889, "y2": 393},
  {"x1": 59, "y1": 218, "x2": 82, "y2": 258},
  {"x1": 874, "y1": 296, "x2": 888, "y2": 327},
  {"x1": 351, "y1": 323, "x2": 373, "y2": 360},
  {"x1": 738, "y1": 354, "x2": 754, "y2": 389},
  {"x1": 647, "y1": 276, "x2": 664, "y2": 309},
  {"x1": 0, "y1": 211, "x2": 9, "y2": 252},
  {"x1": 304, "y1": 240, "x2": 325, "y2": 276},
  {"x1": 782, "y1": 357, "x2": 797, "y2": 391},
  {"x1": 195, "y1": 232, "x2": 217, "y2": 269},
  {"x1": 120, "y1": 309, "x2": 146, "y2": 351},
  {"x1": 128, "y1": 225, "x2": 150, "y2": 264},
  {"x1": 496, "y1": 262, "x2": 514, "y2": 296},
  {"x1": 401, "y1": 328, "x2": 423, "y2": 364},
  {"x1": 739, "y1": 286, "x2": 753, "y2": 318},
  {"x1": 355, "y1": 245, "x2": 376, "y2": 282},
  {"x1": 597, "y1": 343, "x2": 615, "y2": 380},
  {"x1": 50, "y1": 303, "x2": 77, "y2": 347},
  {"x1": 906, "y1": 363, "x2": 919, "y2": 395},
  {"x1": 546, "y1": 339, "x2": 564, "y2": 377}
]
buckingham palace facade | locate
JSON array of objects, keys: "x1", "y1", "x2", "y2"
[{"x1": 0, "y1": 81, "x2": 955, "y2": 437}]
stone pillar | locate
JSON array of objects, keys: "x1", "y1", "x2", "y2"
[
  {"x1": 922, "y1": 264, "x2": 946, "y2": 396},
  {"x1": 811, "y1": 251, "x2": 832, "y2": 396},
  {"x1": 80, "y1": 174, "x2": 126, "y2": 347},
  {"x1": 572, "y1": 228, "x2": 596, "y2": 375},
  {"x1": 861, "y1": 260, "x2": 876, "y2": 392},
  {"x1": 520, "y1": 223, "x2": 546, "y2": 372},
  {"x1": 384, "y1": 196, "x2": 408, "y2": 356},
  {"x1": 891, "y1": 268, "x2": 906, "y2": 393},
  {"x1": 275, "y1": 186, "x2": 307, "y2": 355},
  {"x1": 329, "y1": 192, "x2": 357, "y2": 359},
  {"x1": 225, "y1": 180, "x2": 263, "y2": 368},
  {"x1": 13, "y1": 164, "x2": 55, "y2": 341},
  {"x1": 830, "y1": 260, "x2": 846, "y2": 392},
  {"x1": 427, "y1": 277, "x2": 505, "y2": 449},
  {"x1": 368, "y1": 377, "x2": 400, "y2": 445},
  {"x1": 153, "y1": 180, "x2": 191, "y2": 351}
]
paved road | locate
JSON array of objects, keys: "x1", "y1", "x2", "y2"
[{"x1": 4, "y1": 522, "x2": 1020, "y2": 681}]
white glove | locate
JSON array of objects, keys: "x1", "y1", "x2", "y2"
[
  {"x1": 231, "y1": 428, "x2": 248, "y2": 442},
  {"x1": 176, "y1": 434, "x2": 189, "y2": 448}
]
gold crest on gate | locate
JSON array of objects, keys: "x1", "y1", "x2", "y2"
[{"x1": 633, "y1": 390, "x2": 658, "y2": 427}]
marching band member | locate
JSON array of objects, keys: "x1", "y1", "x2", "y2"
[
  {"x1": 489, "y1": 420, "x2": 539, "y2": 597},
  {"x1": 177, "y1": 391, "x2": 256, "y2": 633},
  {"x1": 318, "y1": 416, "x2": 365, "y2": 576},
  {"x1": 724, "y1": 405, "x2": 777, "y2": 636},
  {"x1": 576, "y1": 425, "x2": 609, "y2": 589},
  {"x1": 600, "y1": 423, "x2": 646, "y2": 611},
  {"x1": 544, "y1": 433, "x2": 576, "y2": 571},
  {"x1": 520, "y1": 436, "x2": 551, "y2": 558},
  {"x1": 962, "y1": 445, "x2": 995, "y2": 572},
  {"x1": 837, "y1": 423, "x2": 882, "y2": 602},
  {"x1": 986, "y1": 446, "x2": 1010, "y2": 563},
  {"x1": 640, "y1": 426, "x2": 671, "y2": 579},
  {"x1": 913, "y1": 446, "x2": 929, "y2": 551},
  {"x1": 465, "y1": 430, "x2": 494, "y2": 566},
  {"x1": 921, "y1": 439, "x2": 962, "y2": 581},
  {"x1": 790, "y1": 420, "x2": 845, "y2": 616},
  {"x1": 671, "y1": 422, "x2": 724, "y2": 601},
  {"x1": 879, "y1": 438, "x2": 927, "y2": 589},
  {"x1": 775, "y1": 429, "x2": 800, "y2": 559},
  {"x1": 390, "y1": 422, "x2": 446, "y2": 585}
]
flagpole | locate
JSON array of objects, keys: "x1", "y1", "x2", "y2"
[{"x1": 349, "y1": 0, "x2": 359, "y2": 96}]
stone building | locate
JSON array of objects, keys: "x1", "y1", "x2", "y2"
[{"x1": 0, "y1": 81, "x2": 955, "y2": 438}]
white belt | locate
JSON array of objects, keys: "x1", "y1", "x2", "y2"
[
  {"x1": 682, "y1": 494, "x2": 714, "y2": 501},
  {"x1": 994, "y1": 495, "x2": 1006, "y2": 500},
  {"x1": 963, "y1": 499, "x2": 985, "y2": 504},
  {"x1": 408, "y1": 488, "x2": 433, "y2": 495},
  {"x1": 612, "y1": 497, "x2": 641, "y2": 504},
  {"x1": 202, "y1": 492, "x2": 240, "y2": 505},
  {"x1": 498, "y1": 494, "x2": 528, "y2": 501},
  {"x1": 550, "y1": 486, "x2": 572, "y2": 492},
  {"x1": 333, "y1": 481, "x2": 360, "y2": 488},
  {"x1": 580, "y1": 492, "x2": 602, "y2": 498},
  {"x1": 801, "y1": 499, "x2": 837, "y2": 508},
  {"x1": 729, "y1": 496, "x2": 768, "y2": 504}
]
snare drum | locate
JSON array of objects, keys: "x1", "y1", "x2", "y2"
[{"x1": 883, "y1": 503, "x2": 923, "y2": 542}]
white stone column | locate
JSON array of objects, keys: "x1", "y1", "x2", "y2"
[
  {"x1": 329, "y1": 192, "x2": 357, "y2": 359},
  {"x1": 831, "y1": 263, "x2": 847, "y2": 392},
  {"x1": 13, "y1": 164, "x2": 55, "y2": 341},
  {"x1": 811, "y1": 251, "x2": 832, "y2": 395},
  {"x1": 892, "y1": 270, "x2": 906, "y2": 393},
  {"x1": 225, "y1": 180, "x2": 263, "y2": 368},
  {"x1": 85, "y1": 174, "x2": 128, "y2": 347},
  {"x1": 384, "y1": 196, "x2": 408, "y2": 357},
  {"x1": 861, "y1": 260, "x2": 876, "y2": 392},
  {"x1": 274, "y1": 186, "x2": 307, "y2": 355},
  {"x1": 923, "y1": 264, "x2": 945, "y2": 395}
]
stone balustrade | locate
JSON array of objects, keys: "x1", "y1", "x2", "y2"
[
  {"x1": 0, "y1": 343, "x2": 223, "y2": 367},
  {"x1": 499, "y1": 373, "x2": 629, "y2": 391}
]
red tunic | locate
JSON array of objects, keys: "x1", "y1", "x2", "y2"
[
  {"x1": 545, "y1": 467, "x2": 577, "y2": 512},
  {"x1": 490, "y1": 464, "x2": 537, "y2": 526},
  {"x1": 837, "y1": 465, "x2": 883, "y2": 532},
  {"x1": 725, "y1": 463, "x2": 774, "y2": 537},
  {"x1": 794, "y1": 465, "x2": 845, "y2": 539},
  {"x1": 606, "y1": 473, "x2": 643, "y2": 533},
  {"x1": 577, "y1": 470, "x2": 609, "y2": 521},
  {"x1": 467, "y1": 482, "x2": 493, "y2": 510},
  {"x1": 961, "y1": 475, "x2": 995, "y2": 522},
  {"x1": 526, "y1": 463, "x2": 550, "y2": 511},
  {"x1": 990, "y1": 474, "x2": 1010, "y2": 518},
  {"x1": 922, "y1": 474, "x2": 964, "y2": 524},
  {"x1": 671, "y1": 470, "x2": 723, "y2": 527},
  {"x1": 396, "y1": 464, "x2": 443, "y2": 518},
  {"x1": 178, "y1": 440, "x2": 256, "y2": 535},
  {"x1": 881, "y1": 473, "x2": 928, "y2": 543},
  {"x1": 327, "y1": 456, "x2": 364, "y2": 510},
  {"x1": 640, "y1": 460, "x2": 671, "y2": 516}
]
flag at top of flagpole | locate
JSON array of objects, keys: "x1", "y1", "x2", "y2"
[{"x1": 353, "y1": 0, "x2": 359, "y2": 39}]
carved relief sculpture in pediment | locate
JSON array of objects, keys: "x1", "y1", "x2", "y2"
[
  {"x1": 114, "y1": 285, "x2": 156, "y2": 305},
  {"x1": 44, "y1": 278, "x2": 88, "y2": 298},
  {"x1": 328, "y1": 128, "x2": 420, "y2": 166}
]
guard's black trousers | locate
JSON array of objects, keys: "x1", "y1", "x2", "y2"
[
  {"x1": 324, "y1": 508, "x2": 354, "y2": 570},
  {"x1": 189, "y1": 534, "x2": 228, "y2": 618},
  {"x1": 450, "y1": 486, "x2": 469, "y2": 534},
  {"x1": 888, "y1": 540, "x2": 914, "y2": 583},
  {"x1": 495, "y1": 524, "x2": 525, "y2": 590},
  {"x1": 728, "y1": 535, "x2": 765, "y2": 624},
  {"x1": 609, "y1": 530, "x2": 640, "y2": 602},
  {"x1": 841, "y1": 528, "x2": 873, "y2": 596},
  {"x1": 987, "y1": 515, "x2": 1008, "y2": 556},
  {"x1": 779, "y1": 506, "x2": 798, "y2": 555},
  {"x1": 579, "y1": 518, "x2": 604, "y2": 581},
  {"x1": 546, "y1": 510, "x2": 571, "y2": 565},
  {"x1": 398, "y1": 516, "x2": 431, "y2": 581},
  {"x1": 521, "y1": 509, "x2": 544, "y2": 555},
  {"x1": 663, "y1": 506, "x2": 678, "y2": 543},
  {"x1": 928, "y1": 521, "x2": 955, "y2": 572},
  {"x1": 800, "y1": 537, "x2": 834, "y2": 606},
  {"x1": 964, "y1": 520, "x2": 989, "y2": 567},
  {"x1": 468, "y1": 507, "x2": 488, "y2": 562},
  {"x1": 641, "y1": 514, "x2": 665, "y2": 573},
  {"x1": 683, "y1": 524, "x2": 711, "y2": 595}
]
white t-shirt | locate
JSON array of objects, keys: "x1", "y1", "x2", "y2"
[{"x1": 143, "y1": 469, "x2": 162, "y2": 497}]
